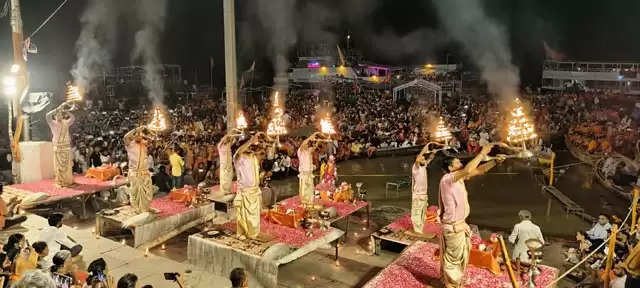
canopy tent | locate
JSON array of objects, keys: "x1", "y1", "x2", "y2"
[{"x1": 392, "y1": 79, "x2": 442, "y2": 105}]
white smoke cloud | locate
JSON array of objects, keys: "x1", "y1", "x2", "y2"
[
  {"x1": 254, "y1": 0, "x2": 297, "y2": 92},
  {"x1": 71, "y1": 0, "x2": 118, "y2": 93},
  {"x1": 132, "y1": 0, "x2": 168, "y2": 105},
  {"x1": 434, "y1": 0, "x2": 520, "y2": 99}
]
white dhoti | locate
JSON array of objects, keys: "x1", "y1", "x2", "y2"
[
  {"x1": 129, "y1": 170, "x2": 154, "y2": 213},
  {"x1": 411, "y1": 194, "x2": 428, "y2": 233},
  {"x1": 298, "y1": 171, "x2": 314, "y2": 205},
  {"x1": 53, "y1": 144, "x2": 74, "y2": 187},
  {"x1": 441, "y1": 223, "x2": 471, "y2": 288},
  {"x1": 235, "y1": 187, "x2": 262, "y2": 239}
]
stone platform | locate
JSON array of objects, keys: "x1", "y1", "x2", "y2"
[
  {"x1": 188, "y1": 217, "x2": 344, "y2": 288},
  {"x1": 96, "y1": 196, "x2": 215, "y2": 248}
]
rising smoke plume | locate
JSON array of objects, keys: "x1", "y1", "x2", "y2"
[
  {"x1": 434, "y1": 0, "x2": 520, "y2": 99},
  {"x1": 71, "y1": 0, "x2": 118, "y2": 94},
  {"x1": 254, "y1": 0, "x2": 297, "y2": 93},
  {"x1": 132, "y1": 0, "x2": 168, "y2": 105}
]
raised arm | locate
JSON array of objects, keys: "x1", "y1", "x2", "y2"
[
  {"x1": 124, "y1": 127, "x2": 145, "y2": 146},
  {"x1": 453, "y1": 144, "x2": 494, "y2": 182}
]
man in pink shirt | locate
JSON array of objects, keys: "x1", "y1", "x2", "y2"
[{"x1": 439, "y1": 143, "x2": 503, "y2": 288}]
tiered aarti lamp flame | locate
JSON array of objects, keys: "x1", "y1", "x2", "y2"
[
  {"x1": 433, "y1": 116, "x2": 452, "y2": 145},
  {"x1": 266, "y1": 92, "x2": 287, "y2": 137},
  {"x1": 147, "y1": 106, "x2": 168, "y2": 133},
  {"x1": 65, "y1": 84, "x2": 82, "y2": 102},
  {"x1": 320, "y1": 115, "x2": 336, "y2": 135},
  {"x1": 236, "y1": 111, "x2": 248, "y2": 130},
  {"x1": 506, "y1": 98, "x2": 537, "y2": 150}
]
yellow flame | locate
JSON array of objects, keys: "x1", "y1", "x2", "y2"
[
  {"x1": 148, "y1": 106, "x2": 168, "y2": 132},
  {"x1": 236, "y1": 111, "x2": 248, "y2": 129},
  {"x1": 433, "y1": 117, "x2": 452, "y2": 143},
  {"x1": 267, "y1": 92, "x2": 287, "y2": 136},
  {"x1": 66, "y1": 84, "x2": 82, "y2": 102},
  {"x1": 320, "y1": 117, "x2": 336, "y2": 135},
  {"x1": 506, "y1": 98, "x2": 537, "y2": 144}
]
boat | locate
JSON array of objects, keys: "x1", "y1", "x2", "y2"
[
  {"x1": 593, "y1": 155, "x2": 635, "y2": 201},
  {"x1": 564, "y1": 135, "x2": 603, "y2": 165}
]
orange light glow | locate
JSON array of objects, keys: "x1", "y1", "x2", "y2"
[
  {"x1": 507, "y1": 98, "x2": 537, "y2": 144},
  {"x1": 148, "y1": 106, "x2": 168, "y2": 132},
  {"x1": 320, "y1": 116, "x2": 336, "y2": 135},
  {"x1": 433, "y1": 117, "x2": 452, "y2": 144},
  {"x1": 267, "y1": 92, "x2": 287, "y2": 136},
  {"x1": 66, "y1": 84, "x2": 82, "y2": 102},
  {"x1": 236, "y1": 111, "x2": 248, "y2": 130}
]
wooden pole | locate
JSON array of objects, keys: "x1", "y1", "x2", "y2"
[
  {"x1": 603, "y1": 226, "x2": 618, "y2": 288},
  {"x1": 632, "y1": 185, "x2": 639, "y2": 234},
  {"x1": 548, "y1": 152, "x2": 555, "y2": 186},
  {"x1": 498, "y1": 235, "x2": 520, "y2": 288}
]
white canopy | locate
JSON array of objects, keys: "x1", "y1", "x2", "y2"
[{"x1": 392, "y1": 79, "x2": 442, "y2": 105}]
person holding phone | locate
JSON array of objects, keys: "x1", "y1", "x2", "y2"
[
  {"x1": 87, "y1": 258, "x2": 114, "y2": 288},
  {"x1": 10, "y1": 242, "x2": 39, "y2": 282}
]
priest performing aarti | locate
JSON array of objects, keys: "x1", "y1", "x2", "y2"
[
  {"x1": 217, "y1": 112, "x2": 248, "y2": 196},
  {"x1": 409, "y1": 118, "x2": 452, "y2": 236},
  {"x1": 124, "y1": 107, "x2": 166, "y2": 214},
  {"x1": 439, "y1": 143, "x2": 504, "y2": 288},
  {"x1": 409, "y1": 146, "x2": 436, "y2": 236},
  {"x1": 298, "y1": 132, "x2": 332, "y2": 207},
  {"x1": 46, "y1": 100, "x2": 76, "y2": 188},
  {"x1": 233, "y1": 132, "x2": 273, "y2": 239}
]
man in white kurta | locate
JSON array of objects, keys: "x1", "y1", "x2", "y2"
[
  {"x1": 508, "y1": 210, "x2": 544, "y2": 263},
  {"x1": 46, "y1": 103, "x2": 75, "y2": 187}
]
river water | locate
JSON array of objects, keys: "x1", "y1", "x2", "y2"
[{"x1": 272, "y1": 149, "x2": 629, "y2": 238}]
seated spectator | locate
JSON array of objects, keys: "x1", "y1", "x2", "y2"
[
  {"x1": 49, "y1": 251, "x2": 75, "y2": 288},
  {"x1": 87, "y1": 258, "x2": 114, "y2": 288},
  {"x1": 183, "y1": 169, "x2": 196, "y2": 187},
  {"x1": 583, "y1": 214, "x2": 612, "y2": 249},
  {"x1": 40, "y1": 213, "x2": 83, "y2": 266},
  {"x1": 230, "y1": 267, "x2": 248, "y2": 288},
  {"x1": 610, "y1": 264, "x2": 626, "y2": 288},
  {"x1": 31, "y1": 241, "x2": 49, "y2": 270},
  {"x1": 151, "y1": 165, "x2": 171, "y2": 193},
  {"x1": 10, "y1": 242, "x2": 39, "y2": 282},
  {"x1": 117, "y1": 273, "x2": 138, "y2": 288},
  {"x1": 11, "y1": 270, "x2": 56, "y2": 288},
  {"x1": 2, "y1": 233, "x2": 25, "y2": 255}
]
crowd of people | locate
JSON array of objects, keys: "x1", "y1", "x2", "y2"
[
  {"x1": 16, "y1": 82, "x2": 634, "y2": 200},
  {"x1": 59, "y1": 82, "x2": 430, "y2": 195},
  {"x1": 0, "y1": 212, "x2": 166, "y2": 288},
  {"x1": 571, "y1": 213, "x2": 640, "y2": 287}
]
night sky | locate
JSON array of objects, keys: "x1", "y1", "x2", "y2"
[{"x1": 0, "y1": 0, "x2": 639, "y2": 92}]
